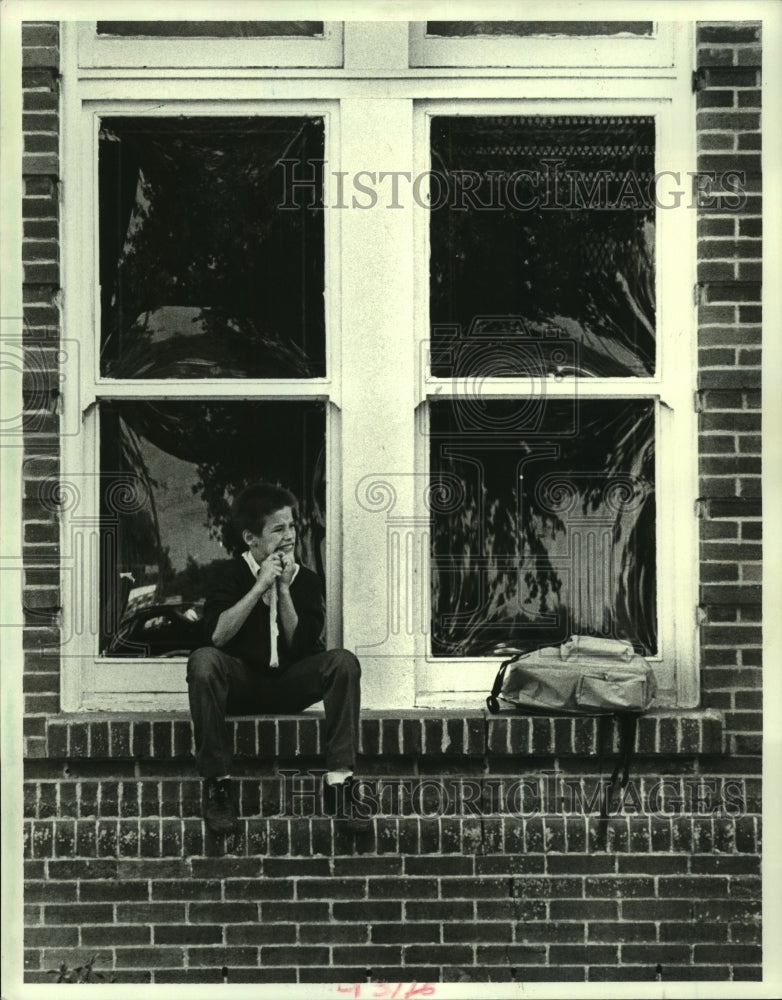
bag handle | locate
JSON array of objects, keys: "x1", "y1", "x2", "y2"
[{"x1": 486, "y1": 657, "x2": 515, "y2": 714}]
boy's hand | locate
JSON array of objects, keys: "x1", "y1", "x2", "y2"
[
  {"x1": 255, "y1": 552, "x2": 283, "y2": 592},
  {"x1": 278, "y1": 552, "x2": 296, "y2": 588}
]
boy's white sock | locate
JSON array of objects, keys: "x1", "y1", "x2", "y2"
[{"x1": 324, "y1": 769, "x2": 353, "y2": 786}]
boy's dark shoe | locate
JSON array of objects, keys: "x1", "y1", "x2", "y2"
[
  {"x1": 322, "y1": 775, "x2": 373, "y2": 833},
  {"x1": 203, "y1": 777, "x2": 238, "y2": 834}
]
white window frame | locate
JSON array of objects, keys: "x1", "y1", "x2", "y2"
[
  {"x1": 59, "y1": 20, "x2": 699, "y2": 712},
  {"x1": 409, "y1": 20, "x2": 675, "y2": 69},
  {"x1": 411, "y1": 89, "x2": 698, "y2": 711},
  {"x1": 61, "y1": 30, "x2": 343, "y2": 710},
  {"x1": 76, "y1": 20, "x2": 343, "y2": 69}
]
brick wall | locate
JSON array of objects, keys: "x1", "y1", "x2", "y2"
[
  {"x1": 23, "y1": 714, "x2": 761, "y2": 984},
  {"x1": 22, "y1": 20, "x2": 62, "y2": 760},
  {"x1": 695, "y1": 22, "x2": 762, "y2": 756},
  {"x1": 19, "y1": 19, "x2": 763, "y2": 987}
]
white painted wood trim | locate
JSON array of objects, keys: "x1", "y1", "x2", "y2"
[
  {"x1": 409, "y1": 21, "x2": 675, "y2": 69},
  {"x1": 77, "y1": 21, "x2": 343, "y2": 69}
]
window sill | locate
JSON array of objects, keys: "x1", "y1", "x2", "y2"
[{"x1": 41, "y1": 708, "x2": 725, "y2": 761}]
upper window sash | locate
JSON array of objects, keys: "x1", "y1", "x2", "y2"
[
  {"x1": 69, "y1": 101, "x2": 339, "y2": 401},
  {"x1": 76, "y1": 21, "x2": 343, "y2": 69},
  {"x1": 415, "y1": 98, "x2": 692, "y2": 400},
  {"x1": 96, "y1": 113, "x2": 327, "y2": 384},
  {"x1": 409, "y1": 21, "x2": 675, "y2": 69},
  {"x1": 427, "y1": 113, "x2": 657, "y2": 382}
]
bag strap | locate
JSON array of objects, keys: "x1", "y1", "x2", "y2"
[
  {"x1": 615, "y1": 712, "x2": 639, "y2": 788},
  {"x1": 486, "y1": 657, "x2": 515, "y2": 715},
  {"x1": 601, "y1": 712, "x2": 640, "y2": 818}
]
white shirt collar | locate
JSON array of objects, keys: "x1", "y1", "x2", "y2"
[{"x1": 242, "y1": 549, "x2": 261, "y2": 577}]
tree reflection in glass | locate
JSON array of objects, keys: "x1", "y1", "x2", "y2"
[
  {"x1": 430, "y1": 115, "x2": 656, "y2": 378},
  {"x1": 99, "y1": 116, "x2": 325, "y2": 379},
  {"x1": 430, "y1": 399, "x2": 656, "y2": 658},
  {"x1": 99, "y1": 401, "x2": 326, "y2": 655}
]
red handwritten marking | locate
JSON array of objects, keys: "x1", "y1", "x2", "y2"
[
  {"x1": 405, "y1": 985, "x2": 436, "y2": 999},
  {"x1": 336, "y1": 985, "x2": 436, "y2": 999}
]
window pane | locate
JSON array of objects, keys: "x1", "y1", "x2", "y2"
[
  {"x1": 427, "y1": 22, "x2": 653, "y2": 37},
  {"x1": 97, "y1": 22, "x2": 324, "y2": 37},
  {"x1": 99, "y1": 400, "x2": 326, "y2": 656},
  {"x1": 430, "y1": 398, "x2": 656, "y2": 658},
  {"x1": 99, "y1": 117, "x2": 325, "y2": 379},
  {"x1": 430, "y1": 116, "x2": 655, "y2": 377}
]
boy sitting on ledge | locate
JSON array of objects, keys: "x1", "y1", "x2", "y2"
[{"x1": 186, "y1": 481, "x2": 366, "y2": 835}]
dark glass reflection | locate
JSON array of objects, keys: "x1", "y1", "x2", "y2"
[
  {"x1": 430, "y1": 398, "x2": 656, "y2": 657},
  {"x1": 430, "y1": 116, "x2": 656, "y2": 377},
  {"x1": 99, "y1": 116, "x2": 325, "y2": 379},
  {"x1": 99, "y1": 400, "x2": 326, "y2": 655},
  {"x1": 427, "y1": 22, "x2": 653, "y2": 37},
  {"x1": 97, "y1": 22, "x2": 324, "y2": 37}
]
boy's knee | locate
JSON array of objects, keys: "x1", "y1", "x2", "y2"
[
  {"x1": 187, "y1": 646, "x2": 224, "y2": 685},
  {"x1": 329, "y1": 648, "x2": 361, "y2": 679}
]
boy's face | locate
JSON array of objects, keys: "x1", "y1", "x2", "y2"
[{"x1": 243, "y1": 506, "x2": 296, "y2": 563}]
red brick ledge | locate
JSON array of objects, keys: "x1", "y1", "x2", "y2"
[{"x1": 42, "y1": 709, "x2": 726, "y2": 761}]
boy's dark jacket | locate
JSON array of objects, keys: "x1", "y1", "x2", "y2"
[{"x1": 202, "y1": 557, "x2": 325, "y2": 669}]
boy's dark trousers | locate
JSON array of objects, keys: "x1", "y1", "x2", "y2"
[{"x1": 186, "y1": 646, "x2": 361, "y2": 778}]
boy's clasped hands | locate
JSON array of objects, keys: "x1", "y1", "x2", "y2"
[{"x1": 254, "y1": 550, "x2": 296, "y2": 593}]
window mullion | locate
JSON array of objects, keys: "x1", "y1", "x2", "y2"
[{"x1": 338, "y1": 96, "x2": 417, "y2": 709}]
